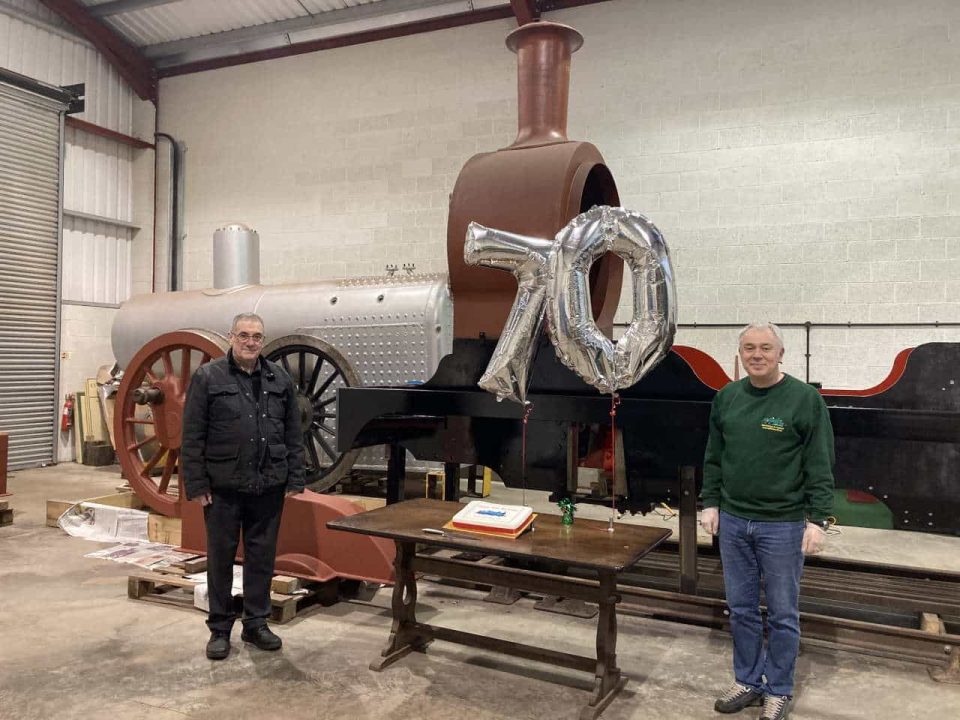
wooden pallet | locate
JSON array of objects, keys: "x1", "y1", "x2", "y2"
[{"x1": 126, "y1": 565, "x2": 340, "y2": 624}]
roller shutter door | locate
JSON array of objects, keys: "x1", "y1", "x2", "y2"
[{"x1": 0, "y1": 80, "x2": 65, "y2": 469}]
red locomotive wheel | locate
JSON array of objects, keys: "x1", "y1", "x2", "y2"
[{"x1": 114, "y1": 330, "x2": 228, "y2": 517}]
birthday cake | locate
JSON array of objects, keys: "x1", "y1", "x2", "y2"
[{"x1": 450, "y1": 501, "x2": 535, "y2": 536}]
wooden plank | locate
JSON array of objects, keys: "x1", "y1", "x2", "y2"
[
  {"x1": 99, "y1": 387, "x2": 117, "y2": 450},
  {"x1": 46, "y1": 491, "x2": 146, "y2": 527},
  {"x1": 73, "y1": 392, "x2": 85, "y2": 462},
  {"x1": 182, "y1": 556, "x2": 207, "y2": 574},
  {"x1": 147, "y1": 513, "x2": 181, "y2": 545},
  {"x1": 921, "y1": 612, "x2": 946, "y2": 635},
  {"x1": 128, "y1": 570, "x2": 198, "y2": 590},
  {"x1": 85, "y1": 378, "x2": 107, "y2": 442},
  {"x1": 46, "y1": 499, "x2": 76, "y2": 527},
  {"x1": 271, "y1": 575, "x2": 302, "y2": 593},
  {"x1": 90, "y1": 491, "x2": 145, "y2": 510},
  {"x1": 340, "y1": 494, "x2": 387, "y2": 512},
  {"x1": 79, "y1": 391, "x2": 94, "y2": 442}
]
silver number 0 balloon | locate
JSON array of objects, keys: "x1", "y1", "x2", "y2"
[
  {"x1": 547, "y1": 206, "x2": 676, "y2": 394},
  {"x1": 465, "y1": 206, "x2": 677, "y2": 402}
]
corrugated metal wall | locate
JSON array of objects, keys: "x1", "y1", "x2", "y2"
[
  {"x1": 0, "y1": 81, "x2": 64, "y2": 469},
  {"x1": 1, "y1": 0, "x2": 136, "y2": 307}
]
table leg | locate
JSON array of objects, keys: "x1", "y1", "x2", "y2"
[
  {"x1": 443, "y1": 461, "x2": 460, "y2": 501},
  {"x1": 581, "y1": 570, "x2": 626, "y2": 720},
  {"x1": 679, "y1": 465, "x2": 699, "y2": 594},
  {"x1": 386, "y1": 444, "x2": 406, "y2": 504},
  {"x1": 370, "y1": 541, "x2": 431, "y2": 671}
]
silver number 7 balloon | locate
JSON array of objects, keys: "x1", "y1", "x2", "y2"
[{"x1": 465, "y1": 206, "x2": 677, "y2": 402}]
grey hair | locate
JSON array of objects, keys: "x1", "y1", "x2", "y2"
[
  {"x1": 738, "y1": 321, "x2": 784, "y2": 347},
  {"x1": 231, "y1": 312, "x2": 264, "y2": 332}
]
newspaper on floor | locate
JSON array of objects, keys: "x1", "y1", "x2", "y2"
[
  {"x1": 59, "y1": 501, "x2": 149, "y2": 543},
  {"x1": 186, "y1": 566, "x2": 244, "y2": 611},
  {"x1": 84, "y1": 541, "x2": 196, "y2": 570}
]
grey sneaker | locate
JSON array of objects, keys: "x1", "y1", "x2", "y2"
[
  {"x1": 714, "y1": 682, "x2": 763, "y2": 713},
  {"x1": 760, "y1": 694, "x2": 790, "y2": 720}
]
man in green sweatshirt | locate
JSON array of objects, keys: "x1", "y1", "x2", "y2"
[{"x1": 700, "y1": 322, "x2": 834, "y2": 720}]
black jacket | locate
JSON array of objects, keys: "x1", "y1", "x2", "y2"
[{"x1": 181, "y1": 351, "x2": 305, "y2": 499}]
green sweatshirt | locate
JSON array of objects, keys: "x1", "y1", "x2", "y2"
[{"x1": 701, "y1": 374, "x2": 834, "y2": 522}]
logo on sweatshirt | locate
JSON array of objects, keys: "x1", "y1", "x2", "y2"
[{"x1": 761, "y1": 416, "x2": 785, "y2": 432}]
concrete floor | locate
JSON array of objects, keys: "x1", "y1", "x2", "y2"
[{"x1": 1, "y1": 464, "x2": 959, "y2": 720}]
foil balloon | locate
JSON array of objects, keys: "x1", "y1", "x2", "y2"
[
  {"x1": 465, "y1": 206, "x2": 675, "y2": 401},
  {"x1": 464, "y1": 222, "x2": 554, "y2": 403},
  {"x1": 546, "y1": 206, "x2": 676, "y2": 393}
]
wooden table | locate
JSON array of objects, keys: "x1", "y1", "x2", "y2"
[{"x1": 328, "y1": 498, "x2": 671, "y2": 719}]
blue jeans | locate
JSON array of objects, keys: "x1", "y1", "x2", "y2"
[{"x1": 718, "y1": 510, "x2": 805, "y2": 697}]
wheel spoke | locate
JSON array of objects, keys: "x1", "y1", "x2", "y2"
[
  {"x1": 162, "y1": 351, "x2": 174, "y2": 377},
  {"x1": 142, "y1": 448, "x2": 164, "y2": 475},
  {"x1": 307, "y1": 357, "x2": 324, "y2": 395},
  {"x1": 127, "y1": 434, "x2": 157, "y2": 452},
  {"x1": 306, "y1": 432, "x2": 322, "y2": 471},
  {"x1": 144, "y1": 368, "x2": 158, "y2": 383},
  {"x1": 298, "y1": 351, "x2": 306, "y2": 388},
  {"x1": 124, "y1": 417, "x2": 154, "y2": 425},
  {"x1": 201, "y1": 353, "x2": 211, "y2": 364},
  {"x1": 319, "y1": 423, "x2": 336, "y2": 435},
  {"x1": 158, "y1": 451, "x2": 177, "y2": 494},
  {"x1": 311, "y1": 428, "x2": 336, "y2": 461},
  {"x1": 180, "y1": 347, "x2": 191, "y2": 383},
  {"x1": 312, "y1": 369, "x2": 340, "y2": 401},
  {"x1": 280, "y1": 353, "x2": 292, "y2": 374},
  {"x1": 314, "y1": 396, "x2": 336, "y2": 409}
]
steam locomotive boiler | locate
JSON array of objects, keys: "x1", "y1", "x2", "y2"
[{"x1": 111, "y1": 223, "x2": 452, "y2": 517}]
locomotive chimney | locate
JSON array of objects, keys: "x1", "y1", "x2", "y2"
[
  {"x1": 212, "y1": 223, "x2": 260, "y2": 289},
  {"x1": 505, "y1": 21, "x2": 583, "y2": 149}
]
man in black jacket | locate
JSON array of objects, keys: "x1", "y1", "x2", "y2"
[{"x1": 182, "y1": 312, "x2": 305, "y2": 660}]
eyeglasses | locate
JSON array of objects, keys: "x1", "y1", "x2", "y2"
[{"x1": 233, "y1": 332, "x2": 265, "y2": 344}]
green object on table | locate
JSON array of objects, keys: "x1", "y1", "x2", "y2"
[{"x1": 558, "y1": 497, "x2": 576, "y2": 526}]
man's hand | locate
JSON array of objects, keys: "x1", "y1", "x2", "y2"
[
  {"x1": 802, "y1": 521, "x2": 827, "y2": 555},
  {"x1": 700, "y1": 507, "x2": 719, "y2": 535},
  {"x1": 199, "y1": 493, "x2": 213, "y2": 507}
]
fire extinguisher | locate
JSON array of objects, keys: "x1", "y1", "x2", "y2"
[{"x1": 61, "y1": 393, "x2": 74, "y2": 432}]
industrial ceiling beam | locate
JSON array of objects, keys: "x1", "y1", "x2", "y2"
[
  {"x1": 88, "y1": 0, "x2": 179, "y2": 17},
  {"x1": 144, "y1": 0, "x2": 461, "y2": 62},
  {"x1": 38, "y1": 0, "x2": 157, "y2": 102},
  {"x1": 158, "y1": 4, "x2": 513, "y2": 77},
  {"x1": 509, "y1": 0, "x2": 539, "y2": 25},
  {"x1": 157, "y1": 0, "x2": 615, "y2": 78}
]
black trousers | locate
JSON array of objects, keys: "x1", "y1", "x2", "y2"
[{"x1": 203, "y1": 487, "x2": 285, "y2": 634}]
